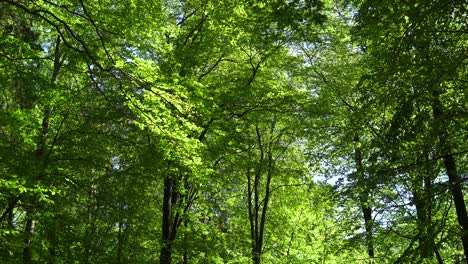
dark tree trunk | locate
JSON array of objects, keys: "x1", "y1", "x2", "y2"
[
  {"x1": 159, "y1": 170, "x2": 198, "y2": 264},
  {"x1": 160, "y1": 177, "x2": 177, "y2": 264},
  {"x1": 443, "y1": 153, "x2": 468, "y2": 260},
  {"x1": 252, "y1": 250, "x2": 261, "y2": 264},
  {"x1": 22, "y1": 209, "x2": 34, "y2": 264},
  {"x1": 361, "y1": 202, "x2": 374, "y2": 261},
  {"x1": 182, "y1": 217, "x2": 189, "y2": 264},
  {"x1": 434, "y1": 247, "x2": 444, "y2": 264},
  {"x1": 159, "y1": 244, "x2": 172, "y2": 264},
  {"x1": 432, "y1": 94, "x2": 468, "y2": 261}
]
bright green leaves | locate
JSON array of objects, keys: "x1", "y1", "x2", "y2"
[
  {"x1": 0, "y1": 176, "x2": 27, "y2": 199},
  {"x1": 7, "y1": 0, "x2": 466, "y2": 263}
]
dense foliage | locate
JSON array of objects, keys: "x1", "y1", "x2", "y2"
[{"x1": 0, "y1": 0, "x2": 466, "y2": 263}]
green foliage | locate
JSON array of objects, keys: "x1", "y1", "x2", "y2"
[{"x1": 0, "y1": 0, "x2": 466, "y2": 263}]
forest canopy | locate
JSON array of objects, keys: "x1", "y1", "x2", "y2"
[{"x1": 0, "y1": 0, "x2": 467, "y2": 263}]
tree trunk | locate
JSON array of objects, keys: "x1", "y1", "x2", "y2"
[
  {"x1": 432, "y1": 94, "x2": 468, "y2": 261},
  {"x1": 247, "y1": 124, "x2": 277, "y2": 264},
  {"x1": 353, "y1": 135, "x2": 374, "y2": 263},
  {"x1": 160, "y1": 177, "x2": 177, "y2": 264},
  {"x1": 159, "y1": 170, "x2": 198, "y2": 264},
  {"x1": 434, "y1": 247, "x2": 444, "y2": 264},
  {"x1": 182, "y1": 217, "x2": 189, "y2": 264},
  {"x1": 252, "y1": 249, "x2": 261, "y2": 264},
  {"x1": 361, "y1": 202, "x2": 374, "y2": 261},
  {"x1": 443, "y1": 153, "x2": 468, "y2": 260}
]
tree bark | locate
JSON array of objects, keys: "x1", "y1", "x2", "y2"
[
  {"x1": 160, "y1": 177, "x2": 177, "y2": 264},
  {"x1": 361, "y1": 202, "x2": 374, "y2": 261},
  {"x1": 432, "y1": 94, "x2": 468, "y2": 261},
  {"x1": 443, "y1": 153, "x2": 468, "y2": 260},
  {"x1": 182, "y1": 217, "x2": 189, "y2": 264}
]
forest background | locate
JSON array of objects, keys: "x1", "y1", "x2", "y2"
[{"x1": 0, "y1": 0, "x2": 466, "y2": 263}]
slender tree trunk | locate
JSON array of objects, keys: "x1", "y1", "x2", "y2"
[
  {"x1": 247, "y1": 166, "x2": 256, "y2": 262},
  {"x1": 248, "y1": 163, "x2": 263, "y2": 264},
  {"x1": 257, "y1": 151, "x2": 273, "y2": 264},
  {"x1": 247, "y1": 124, "x2": 277, "y2": 264},
  {"x1": 354, "y1": 135, "x2": 374, "y2": 263},
  {"x1": 160, "y1": 177, "x2": 177, "y2": 264},
  {"x1": 182, "y1": 217, "x2": 189, "y2": 264},
  {"x1": 444, "y1": 153, "x2": 468, "y2": 259},
  {"x1": 361, "y1": 201, "x2": 374, "y2": 261},
  {"x1": 432, "y1": 94, "x2": 468, "y2": 261},
  {"x1": 434, "y1": 247, "x2": 444, "y2": 264},
  {"x1": 250, "y1": 126, "x2": 265, "y2": 264},
  {"x1": 159, "y1": 170, "x2": 198, "y2": 264}
]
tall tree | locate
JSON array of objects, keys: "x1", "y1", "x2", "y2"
[{"x1": 354, "y1": 0, "x2": 468, "y2": 261}]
